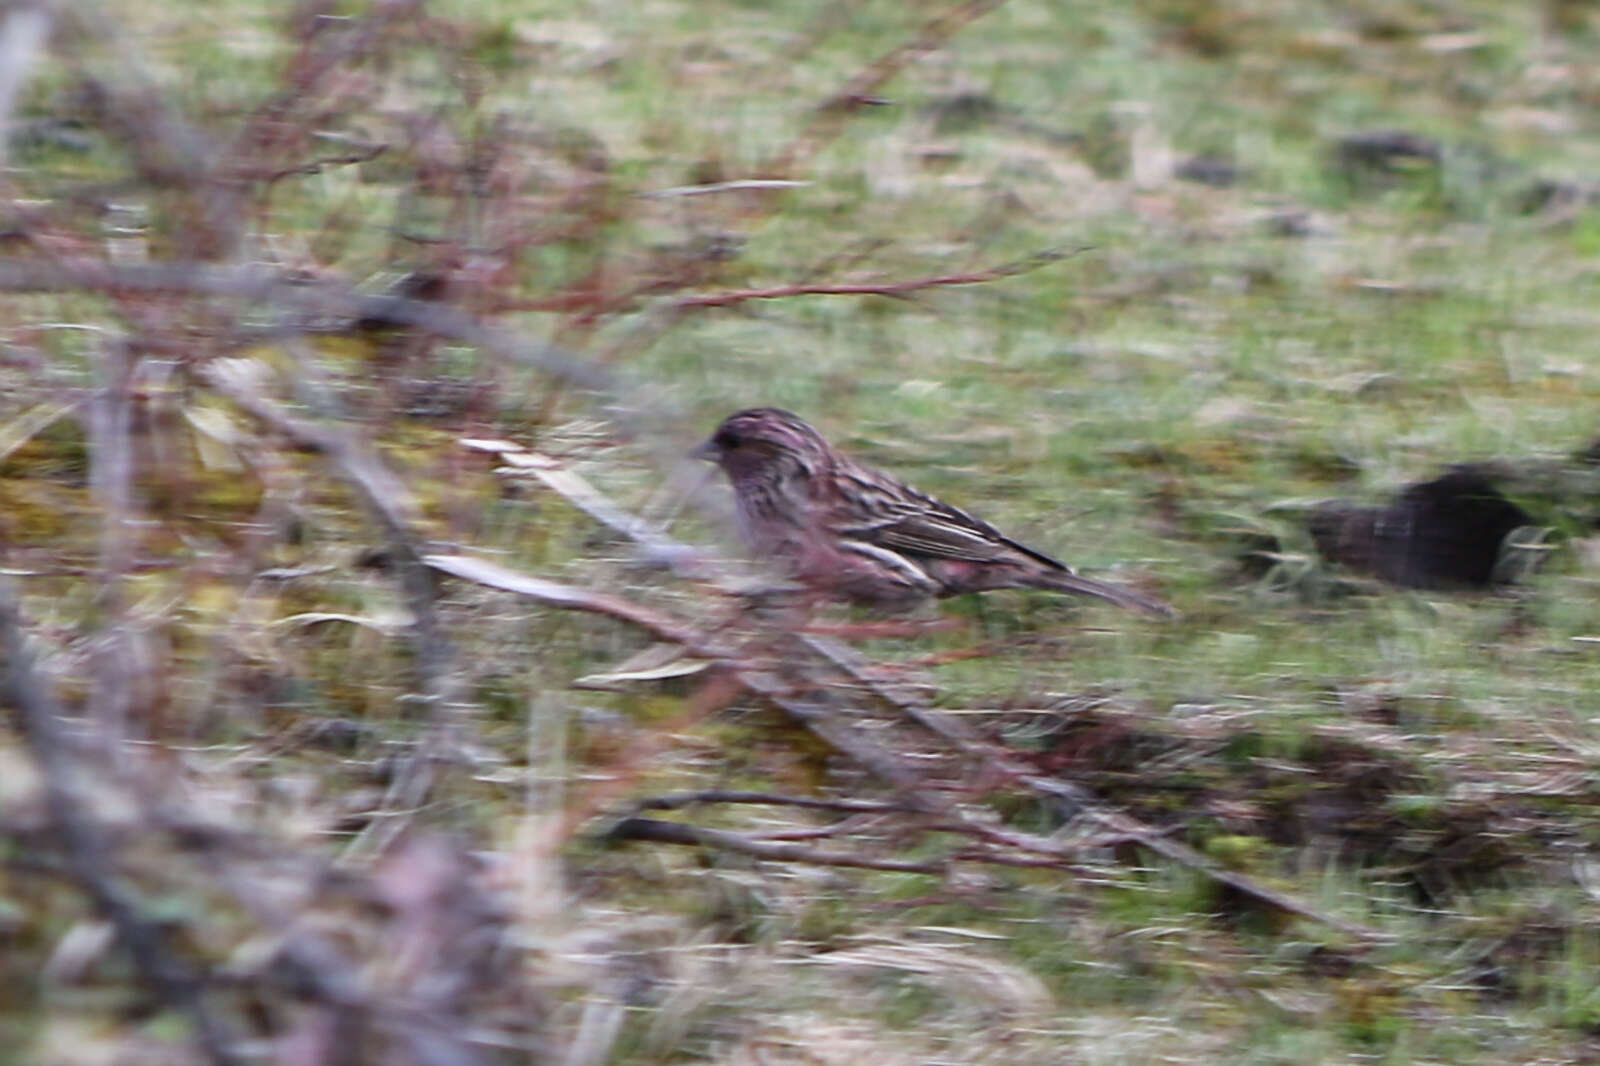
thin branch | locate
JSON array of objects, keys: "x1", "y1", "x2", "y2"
[
  {"x1": 257, "y1": 142, "x2": 389, "y2": 185},
  {"x1": 86, "y1": 338, "x2": 137, "y2": 753},
  {"x1": 794, "y1": 633, "x2": 1388, "y2": 940},
  {"x1": 0, "y1": 257, "x2": 606, "y2": 388},
  {"x1": 0, "y1": 582, "x2": 245, "y2": 1066},
  {"x1": 205, "y1": 362, "x2": 464, "y2": 857},
  {"x1": 604, "y1": 817, "x2": 945, "y2": 874},
  {"x1": 423, "y1": 553, "x2": 735, "y2": 659},
  {"x1": 623, "y1": 790, "x2": 905, "y2": 815},
  {"x1": 761, "y1": 0, "x2": 1011, "y2": 181},
  {"x1": 670, "y1": 249, "x2": 1079, "y2": 311},
  {"x1": 529, "y1": 0, "x2": 1013, "y2": 353},
  {"x1": 459, "y1": 441, "x2": 715, "y2": 577}
]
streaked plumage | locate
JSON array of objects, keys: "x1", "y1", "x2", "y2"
[{"x1": 695, "y1": 408, "x2": 1172, "y2": 615}]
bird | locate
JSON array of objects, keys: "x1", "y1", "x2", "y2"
[
  {"x1": 693, "y1": 407, "x2": 1172, "y2": 615},
  {"x1": 1307, "y1": 467, "x2": 1535, "y2": 589}
]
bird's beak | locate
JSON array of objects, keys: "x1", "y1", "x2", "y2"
[{"x1": 690, "y1": 438, "x2": 721, "y2": 462}]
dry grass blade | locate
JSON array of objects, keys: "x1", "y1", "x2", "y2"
[
  {"x1": 0, "y1": 398, "x2": 81, "y2": 466},
  {"x1": 810, "y1": 941, "x2": 1053, "y2": 1017}
]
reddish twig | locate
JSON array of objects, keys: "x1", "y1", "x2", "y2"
[
  {"x1": 760, "y1": 0, "x2": 1011, "y2": 181},
  {"x1": 672, "y1": 249, "x2": 1076, "y2": 311},
  {"x1": 539, "y1": 0, "x2": 1013, "y2": 358},
  {"x1": 257, "y1": 142, "x2": 389, "y2": 185}
]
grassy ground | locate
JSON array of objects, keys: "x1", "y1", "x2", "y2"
[{"x1": 6, "y1": 0, "x2": 1600, "y2": 1063}]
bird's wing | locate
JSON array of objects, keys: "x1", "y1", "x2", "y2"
[{"x1": 833, "y1": 471, "x2": 1070, "y2": 570}]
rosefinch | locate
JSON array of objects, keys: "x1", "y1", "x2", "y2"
[{"x1": 694, "y1": 408, "x2": 1173, "y2": 615}]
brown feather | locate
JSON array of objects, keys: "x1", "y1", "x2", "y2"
[{"x1": 697, "y1": 408, "x2": 1174, "y2": 617}]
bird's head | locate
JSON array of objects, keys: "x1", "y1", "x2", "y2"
[{"x1": 693, "y1": 408, "x2": 834, "y2": 484}]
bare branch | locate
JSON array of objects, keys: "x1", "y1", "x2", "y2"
[
  {"x1": 86, "y1": 338, "x2": 137, "y2": 752},
  {"x1": 670, "y1": 249, "x2": 1080, "y2": 311},
  {"x1": 0, "y1": 257, "x2": 605, "y2": 388},
  {"x1": 257, "y1": 141, "x2": 389, "y2": 185},
  {"x1": 425, "y1": 550, "x2": 1385, "y2": 940},
  {"x1": 605, "y1": 817, "x2": 945, "y2": 874},
  {"x1": 424, "y1": 553, "x2": 735, "y2": 659},
  {"x1": 205, "y1": 361, "x2": 464, "y2": 857},
  {"x1": 0, "y1": 3, "x2": 52, "y2": 171},
  {"x1": 622, "y1": 790, "x2": 905, "y2": 815},
  {"x1": 761, "y1": 0, "x2": 1011, "y2": 181},
  {"x1": 0, "y1": 582, "x2": 245, "y2": 1066}
]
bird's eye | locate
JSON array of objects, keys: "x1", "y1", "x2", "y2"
[{"x1": 714, "y1": 429, "x2": 741, "y2": 450}]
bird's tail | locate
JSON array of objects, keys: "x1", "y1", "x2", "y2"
[{"x1": 1027, "y1": 570, "x2": 1177, "y2": 617}]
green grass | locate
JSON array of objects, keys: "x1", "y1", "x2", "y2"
[{"x1": 8, "y1": 0, "x2": 1600, "y2": 1062}]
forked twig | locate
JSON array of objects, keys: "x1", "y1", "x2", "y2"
[
  {"x1": 0, "y1": 257, "x2": 605, "y2": 388},
  {"x1": 429, "y1": 549, "x2": 1383, "y2": 940}
]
